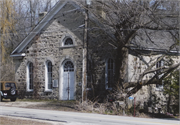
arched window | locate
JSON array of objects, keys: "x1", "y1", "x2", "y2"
[
  {"x1": 27, "y1": 62, "x2": 33, "y2": 91},
  {"x1": 64, "y1": 61, "x2": 74, "y2": 72},
  {"x1": 64, "y1": 38, "x2": 73, "y2": 46},
  {"x1": 45, "y1": 61, "x2": 53, "y2": 91},
  {"x1": 105, "y1": 58, "x2": 114, "y2": 89}
]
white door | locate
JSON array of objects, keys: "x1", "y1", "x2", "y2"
[
  {"x1": 69, "y1": 72, "x2": 75, "y2": 100},
  {"x1": 62, "y1": 72, "x2": 69, "y2": 100},
  {"x1": 62, "y1": 61, "x2": 75, "y2": 100}
]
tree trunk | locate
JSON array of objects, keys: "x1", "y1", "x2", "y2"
[{"x1": 114, "y1": 45, "x2": 128, "y2": 90}]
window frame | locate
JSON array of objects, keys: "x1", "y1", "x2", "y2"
[
  {"x1": 45, "y1": 60, "x2": 53, "y2": 92},
  {"x1": 63, "y1": 37, "x2": 74, "y2": 47},
  {"x1": 26, "y1": 62, "x2": 33, "y2": 92}
]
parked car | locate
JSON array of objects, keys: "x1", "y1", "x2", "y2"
[{"x1": 0, "y1": 81, "x2": 18, "y2": 101}]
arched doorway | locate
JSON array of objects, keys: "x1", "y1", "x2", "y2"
[{"x1": 61, "y1": 60, "x2": 75, "y2": 100}]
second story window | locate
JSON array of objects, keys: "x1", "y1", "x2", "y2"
[{"x1": 64, "y1": 38, "x2": 73, "y2": 46}]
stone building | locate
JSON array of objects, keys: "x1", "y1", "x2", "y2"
[
  {"x1": 10, "y1": 0, "x2": 114, "y2": 101},
  {"x1": 10, "y1": 0, "x2": 179, "y2": 105},
  {"x1": 11, "y1": 0, "x2": 86, "y2": 100},
  {"x1": 127, "y1": 30, "x2": 179, "y2": 113}
]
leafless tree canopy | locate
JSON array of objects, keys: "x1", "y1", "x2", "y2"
[
  {"x1": 0, "y1": 0, "x2": 58, "y2": 81},
  {"x1": 81, "y1": 0, "x2": 179, "y2": 97}
]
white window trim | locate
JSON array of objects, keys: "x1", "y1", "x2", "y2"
[
  {"x1": 26, "y1": 62, "x2": 33, "y2": 92},
  {"x1": 62, "y1": 37, "x2": 74, "y2": 47},
  {"x1": 45, "y1": 61, "x2": 53, "y2": 92}
]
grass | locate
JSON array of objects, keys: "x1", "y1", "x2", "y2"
[{"x1": 0, "y1": 116, "x2": 53, "y2": 125}]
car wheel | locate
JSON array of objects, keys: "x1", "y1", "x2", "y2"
[
  {"x1": 10, "y1": 98, "x2": 16, "y2": 101},
  {"x1": 10, "y1": 88, "x2": 16, "y2": 95},
  {"x1": 0, "y1": 97, "x2": 2, "y2": 102}
]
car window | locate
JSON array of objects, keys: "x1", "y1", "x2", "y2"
[{"x1": 5, "y1": 83, "x2": 16, "y2": 89}]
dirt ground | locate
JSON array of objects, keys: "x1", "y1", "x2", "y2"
[
  {"x1": 0, "y1": 115, "x2": 63, "y2": 125},
  {"x1": 0, "y1": 99, "x2": 78, "y2": 112},
  {"x1": 0, "y1": 99, "x2": 76, "y2": 125},
  {"x1": 0, "y1": 99, "x2": 178, "y2": 120}
]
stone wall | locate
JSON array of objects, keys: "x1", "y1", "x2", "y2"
[
  {"x1": 127, "y1": 52, "x2": 180, "y2": 113},
  {"x1": 128, "y1": 53, "x2": 180, "y2": 82}
]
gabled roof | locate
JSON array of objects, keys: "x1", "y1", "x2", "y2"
[
  {"x1": 130, "y1": 29, "x2": 179, "y2": 54},
  {"x1": 11, "y1": 0, "x2": 81, "y2": 56}
]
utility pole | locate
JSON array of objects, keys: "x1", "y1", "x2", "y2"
[{"x1": 82, "y1": 0, "x2": 90, "y2": 102}]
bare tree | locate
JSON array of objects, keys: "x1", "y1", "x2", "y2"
[
  {"x1": 0, "y1": 0, "x2": 17, "y2": 81},
  {"x1": 0, "y1": 0, "x2": 16, "y2": 62},
  {"x1": 80, "y1": 0, "x2": 179, "y2": 98},
  {"x1": 0, "y1": 0, "x2": 58, "y2": 81}
]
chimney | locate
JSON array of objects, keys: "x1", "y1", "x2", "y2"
[{"x1": 39, "y1": 12, "x2": 47, "y2": 21}]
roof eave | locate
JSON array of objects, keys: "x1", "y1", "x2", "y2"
[
  {"x1": 129, "y1": 46, "x2": 180, "y2": 54},
  {"x1": 10, "y1": 53, "x2": 26, "y2": 57},
  {"x1": 11, "y1": 0, "x2": 69, "y2": 55}
]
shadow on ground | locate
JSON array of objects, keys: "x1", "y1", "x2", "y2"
[
  {"x1": 145, "y1": 113, "x2": 179, "y2": 121},
  {"x1": 24, "y1": 101, "x2": 79, "y2": 112}
]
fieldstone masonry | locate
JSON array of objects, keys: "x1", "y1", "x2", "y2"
[
  {"x1": 13, "y1": 2, "x2": 116, "y2": 101},
  {"x1": 15, "y1": 17, "x2": 84, "y2": 100},
  {"x1": 127, "y1": 52, "x2": 180, "y2": 113}
]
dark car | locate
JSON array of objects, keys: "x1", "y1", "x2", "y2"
[{"x1": 0, "y1": 81, "x2": 18, "y2": 101}]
